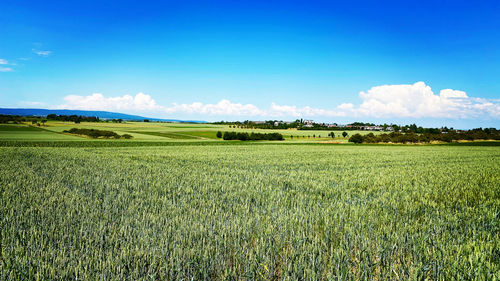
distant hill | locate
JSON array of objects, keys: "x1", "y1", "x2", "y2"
[{"x1": 0, "y1": 108, "x2": 206, "y2": 123}]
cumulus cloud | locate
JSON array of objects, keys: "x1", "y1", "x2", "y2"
[
  {"x1": 0, "y1": 67, "x2": 13, "y2": 72},
  {"x1": 33, "y1": 49, "x2": 52, "y2": 57},
  {"x1": 165, "y1": 99, "x2": 263, "y2": 116},
  {"x1": 56, "y1": 82, "x2": 499, "y2": 120},
  {"x1": 355, "y1": 82, "x2": 497, "y2": 118},
  {"x1": 269, "y1": 103, "x2": 346, "y2": 117},
  {"x1": 59, "y1": 93, "x2": 162, "y2": 111},
  {"x1": 439, "y1": 89, "x2": 467, "y2": 98},
  {"x1": 0, "y1": 59, "x2": 8, "y2": 65}
]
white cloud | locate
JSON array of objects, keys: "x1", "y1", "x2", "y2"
[
  {"x1": 440, "y1": 89, "x2": 467, "y2": 98},
  {"x1": 0, "y1": 67, "x2": 13, "y2": 72},
  {"x1": 0, "y1": 59, "x2": 15, "y2": 71},
  {"x1": 33, "y1": 49, "x2": 52, "y2": 57},
  {"x1": 355, "y1": 82, "x2": 497, "y2": 118},
  {"x1": 56, "y1": 82, "x2": 499, "y2": 120},
  {"x1": 59, "y1": 93, "x2": 162, "y2": 111},
  {"x1": 165, "y1": 99, "x2": 264, "y2": 116},
  {"x1": 269, "y1": 103, "x2": 346, "y2": 117}
]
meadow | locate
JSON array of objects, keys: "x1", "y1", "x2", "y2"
[
  {"x1": 0, "y1": 121, "x2": 378, "y2": 142},
  {"x1": 0, "y1": 123, "x2": 499, "y2": 280}
]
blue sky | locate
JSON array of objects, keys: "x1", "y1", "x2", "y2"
[{"x1": 1, "y1": 0, "x2": 499, "y2": 128}]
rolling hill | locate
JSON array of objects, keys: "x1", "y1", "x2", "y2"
[{"x1": 0, "y1": 108, "x2": 206, "y2": 123}]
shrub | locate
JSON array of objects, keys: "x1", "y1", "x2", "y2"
[
  {"x1": 349, "y1": 134, "x2": 364, "y2": 144},
  {"x1": 222, "y1": 131, "x2": 283, "y2": 141},
  {"x1": 63, "y1": 128, "x2": 132, "y2": 139}
]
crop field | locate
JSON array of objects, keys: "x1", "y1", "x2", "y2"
[
  {"x1": 1, "y1": 142, "x2": 499, "y2": 280},
  {"x1": 1, "y1": 121, "x2": 380, "y2": 142}
]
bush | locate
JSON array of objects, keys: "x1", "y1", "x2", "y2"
[
  {"x1": 222, "y1": 132, "x2": 283, "y2": 141},
  {"x1": 346, "y1": 128, "x2": 500, "y2": 144},
  {"x1": 216, "y1": 131, "x2": 222, "y2": 138},
  {"x1": 349, "y1": 134, "x2": 364, "y2": 144},
  {"x1": 63, "y1": 128, "x2": 132, "y2": 139}
]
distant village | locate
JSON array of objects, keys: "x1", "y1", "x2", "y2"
[
  {"x1": 212, "y1": 119, "x2": 470, "y2": 134},
  {"x1": 258, "y1": 120, "x2": 392, "y2": 131},
  {"x1": 214, "y1": 119, "x2": 426, "y2": 132}
]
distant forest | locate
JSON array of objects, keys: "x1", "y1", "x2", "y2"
[
  {"x1": 0, "y1": 114, "x2": 124, "y2": 124},
  {"x1": 348, "y1": 128, "x2": 500, "y2": 144},
  {"x1": 219, "y1": 131, "x2": 284, "y2": 141}
]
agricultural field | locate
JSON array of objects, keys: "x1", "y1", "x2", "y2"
[
  {"x1": 0, "y1": 139, "x2": 499, "y2": 280},
  {"x1": 0, "y1": 121, "x2": 379, "y2": 142}
]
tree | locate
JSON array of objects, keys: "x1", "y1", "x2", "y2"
[
  {"x1": 41, "y1": 119, "x2": 47, "y2": 126},
  {"x1": 342, "y1": 131, "x2": 348, "y2": 138},
  {"x1": 349, "y1": 133, "x2": 364, "y2": 144},
  {"x1": 216, "y1": 131, "x2": 222, "y2": 138},
  {"x1": 328, "y1": 132, "x2": 335, "y2": 138}
]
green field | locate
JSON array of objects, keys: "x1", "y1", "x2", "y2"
[
  {"x1": 0, "y1": 121, "x2": 377, "y2": 142},
  {"x1": 0, "y1": 123, "x2": 499, "y2": 280}
]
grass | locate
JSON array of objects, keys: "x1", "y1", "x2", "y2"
[
  {"x1": 0, "y1": 124, "x2": 82, "y2": 141},
  {"x1": 1, "y1": 121, "x2": 376, "y2": 143},
  {"x1": 1, "y1": 144, "x2": 499, "y2": 280},
  {"x1": 133, "y1": 131, "x2": 203, "y2": 140},
  {"x1": 180, "y1": 130, "x2": 220, "y2": 139}
]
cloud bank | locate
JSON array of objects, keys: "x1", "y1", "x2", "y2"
[
  {"x1": 56, "y1": 82, "x2": 499, "y2": 119},
  {"x1": 61, "y1": 93, "x2": 162, "y2": 111}
]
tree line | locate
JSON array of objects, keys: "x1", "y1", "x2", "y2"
[
  {"x1": 0, "y1": 114, "x2": 42, "y2": 124},
  {"x1": 0, "y1": 114, "x2": 127, "y2": 124},
  {"x1": 211, "y1": 120, "x2": 461, "y2": 132},
  {"x1": 218, "y1": 131, "x2": 284, "y2": 141},
  {"x1": 46, "y1": 114, "x2": 100, "y2": 123},
  {"x1": 348, "y1": 128, "x2": 500, "y2": 144},
  {"x1": 63, "y1": 128, "x2": 133, "y2": 139}
]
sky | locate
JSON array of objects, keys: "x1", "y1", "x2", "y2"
[{"x1": 0, "y1": 0, "x2": 499, "y2": 128}]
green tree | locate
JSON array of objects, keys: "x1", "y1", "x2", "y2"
[
  {"x1": 349, "y1": 133, "x2": 364, "y2": 144},
  {"x1": 342, "y1": 131, "x2": 348, "y2": 138},
  {"x1": 216, "y1": 131, "x2": 222, "y2": 138}
]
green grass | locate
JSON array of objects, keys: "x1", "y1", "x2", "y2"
[
  {"x1": 0, "y1": 124, "x2": 82, "y2": 141},
  {"x1": 0, "y1": 125, "x2": 43, "y2": 131},
  {"x1": 1, "y1": 121, "x2": 373, "y2": 143},
  {"x1": 134, "y1": 131, "x2": 204, "y2": 139},
  {"x1": 1, "y1": 144, "x2": 498, "y2": 280},
  {"x1": 180, "y1": 130, "x2": 220, "y2": 139}
]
